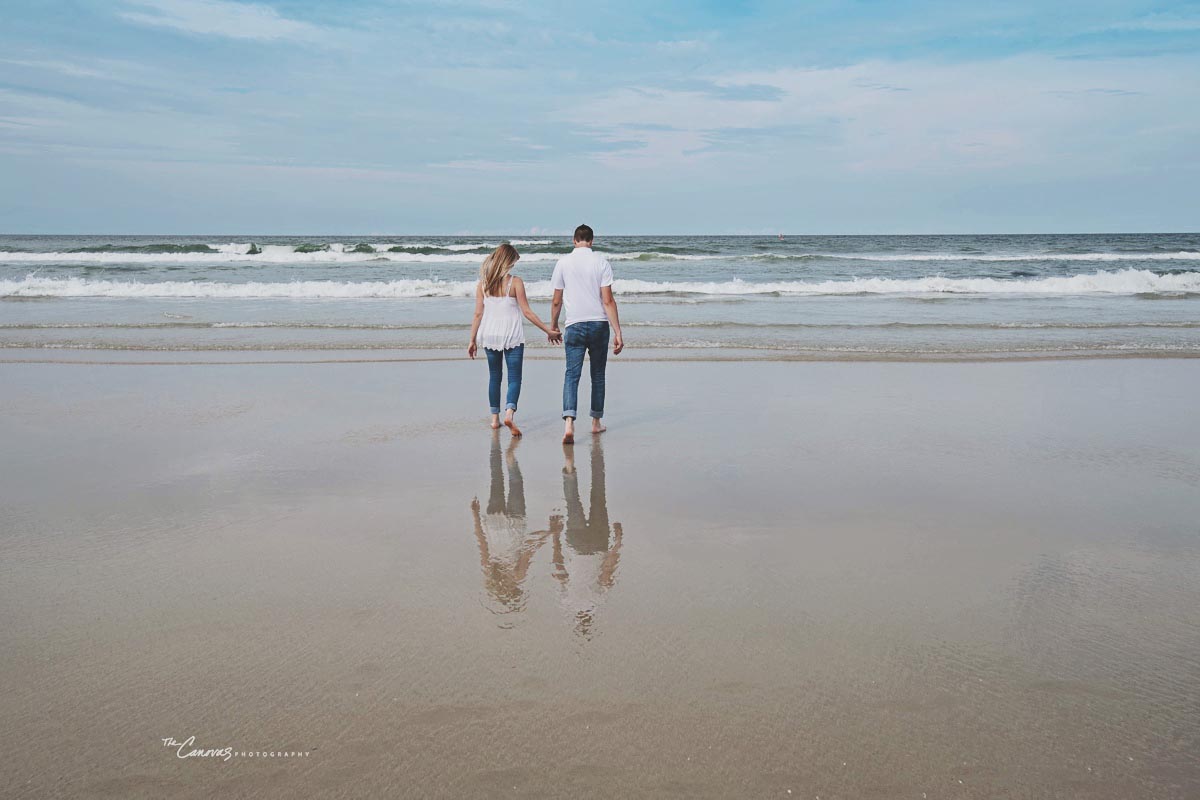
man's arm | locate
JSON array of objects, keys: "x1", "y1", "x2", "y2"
[
  {"x1": 549, "y1": 260, "x2": 565, "y2": 340},
  {"x1": 600, "y1": 286, "x2": 623, "y2": 354},
  {"x1": 550, "y1": 288, "x2": 564, "y2": 333}
]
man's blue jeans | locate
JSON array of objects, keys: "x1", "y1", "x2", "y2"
[
  {"x1": 485, "y1": 344, "x2": 523, "y2": 414},
  {"x1": 562, "y1": 321, "x2": 609, "y2": 419}
]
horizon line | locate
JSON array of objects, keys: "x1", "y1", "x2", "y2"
[{"x1": 2, "y1": 230, "x2": 1198, "y2": 238}]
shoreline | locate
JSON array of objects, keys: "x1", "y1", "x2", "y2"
[{"x1": 3, "y1": 347, "x2": 1200, "y2": 366}]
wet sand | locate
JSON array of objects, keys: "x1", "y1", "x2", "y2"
[{"x1": 1, "y1": 358, "x2": 1198, "y2": 798}]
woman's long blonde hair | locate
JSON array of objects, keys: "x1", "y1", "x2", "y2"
[{"x1": 480, "y1": 243, "x2": 520, "y2": 297}]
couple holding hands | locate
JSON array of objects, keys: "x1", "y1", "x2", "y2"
[{"x1": 468, "y1": 224, "x2": 624, "y2": 444}]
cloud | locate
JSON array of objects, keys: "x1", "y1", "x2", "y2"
[
  {"x1": 0, "y1": 58, "x2": 109, "y2": 80},
  {"x1": 570, "y1": 55, "x2": 1200, "y2": 173},
  {"x1": 700, "y1": 123, "x2": 841, "y2": 150},
  {"x1": 506, "y1": 136, "x2": 550, "y2": 151},
  {"x1": 630, "y1": 80, "x2": 784, "y2": 103},
  {"x1": 1045, "y1": 87, "x2": 1146, "y2": 97},
  {"x1": 692, "y1": 81, "x2": 786, "y2": 102},
  {"x1": 1107, "y1": 14, "x2": 1200, "y2": 32},
  {"x1": 0, "y1": 55, "x2": 151, "y2": 86},
  {"x1": 429, "y1": 159, "x2": 538, "y2": 172},
  {"x1": 420, "y1": 16, "x2": 512, "y2": 36},
  {"x1": 118, "y1": 0, "x2": 325, "y2": 41},
  {"x1": 853, "y1": 80, "x2": 910, "y2": 93},
  {"x1": 656, "y1": 39, "x2": 709, "y2": 53}
]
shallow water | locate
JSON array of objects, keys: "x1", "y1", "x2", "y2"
[{"x1": 1, "y1": 359, "x2": 1198, "y2": 797}]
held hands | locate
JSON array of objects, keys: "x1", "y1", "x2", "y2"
[{"x1": 539, "y1": 328, "x2": 619, "y2": 350}]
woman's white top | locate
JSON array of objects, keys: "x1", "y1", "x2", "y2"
[{"x1": 477, "y1": 277, "x2": 526, "y2": 351}]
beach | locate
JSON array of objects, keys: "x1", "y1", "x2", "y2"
[
  {"x1": 9, "y1": 0, "x2": 1200, "y2": 793},
  {"x1": 2, "y1": 356, "x2": 1198, "y2": 798}
]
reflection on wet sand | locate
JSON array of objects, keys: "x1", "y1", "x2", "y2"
[
  {"x1": 554, "y1": 442, "x2": 623, "y2": 639},
  {"x1": 470, "y1": 432, "x2": 551, "y2": 616},
  {"x1": 469, "y1": 436, "x2": 624, "y2": 636}
]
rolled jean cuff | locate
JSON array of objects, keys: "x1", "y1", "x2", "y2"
[
  {"x1": 590, "y1": 410, "x2": 604, "y2": 419},
  {"x1": 505, "y1": 403, "x2": 517, "y2": 411},
  {"x1": 490, "y1": 406, "x2": 501, "y2": 415},
  {"x1": 562, "y1": 409, "x2": 577, "y2": 420}
]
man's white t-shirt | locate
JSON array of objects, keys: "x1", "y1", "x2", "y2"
[{"x1": 551, "y1": 247, "x2": 614, "y2": 329}]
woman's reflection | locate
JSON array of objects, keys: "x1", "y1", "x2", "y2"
[
  {"x1": 470, "y1": 431, "x2": 551, "y2": 616},
  {"x1": 552, "y1": 441, "x2": 624, "y2": 639}
]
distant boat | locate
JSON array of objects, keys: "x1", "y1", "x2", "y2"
[{"x1": 777, "y1": 233, "x2": 785, "y2": 240}]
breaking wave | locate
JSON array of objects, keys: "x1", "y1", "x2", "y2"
[
  {"x1": 3, "y1": 242, "x2": 1199, "y2": 265},
  {"x1": 3, "y1": 269, "x2": 1199, "y2": 299}
]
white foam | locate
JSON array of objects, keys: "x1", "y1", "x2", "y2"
[
  {"x1": 0, "y1": 248, "x2": 578, "y2": 264},
  {"x1": 3, "y1": 245, "x2": 1198, "y2": 265},
  {"x1": 773, "y1": 251, "x2": 1200, "y2": 263},
  {"x1": 3, "y1": 269, "x2": 1197, "y2": 299},
  {"x1": 613, "y1": 269, "x2": 1200, "y2": 296},
  {"x1": 0, "y1": 248, "x2": 717, "y2": 265},
  {"x1": 0, "y1": 276, "x2": 485, "y2": 298},
  {"x1": 368, "y1": 239, "x2": 554, "y2": 250},
  {"x1": 214, "y1": 242, "x2": 254, "y2": 255}
]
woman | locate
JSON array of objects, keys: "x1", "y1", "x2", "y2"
[
  {"x1": 469, "y1": 432, "x2": 553, "y2": 617},
  {"x1": 467, "y1": 243, "x2": 559, "y2": 436}
]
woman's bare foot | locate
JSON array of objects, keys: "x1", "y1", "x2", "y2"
[
  {"x1": 591, "y1": 419, "x2": 606, "y2": 435},
  {"x1": 489, "y1": 414, "x2": 501, "y2": 430},
  {"x1": 562, "y1": 419, "x2": 575, "y2": 445},
  {"x1": 504, "y1": 410, "x2": 522, "y2": 437}
]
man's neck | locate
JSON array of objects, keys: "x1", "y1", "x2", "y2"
[{"x1": 573, "y1": 243, "x2": 592, "y2": 250}]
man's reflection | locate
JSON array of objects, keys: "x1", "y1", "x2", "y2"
[
  {"x1": 552, "y1": 441, "x2": 624, "y2": 639},
  {"x1": 470, "y1": 432, "x2": 550, "y2": 615}
]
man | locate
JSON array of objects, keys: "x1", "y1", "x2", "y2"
[
  {"x1": 551, "y1": 440, "x2": 623, "y2": 639},
  {"x1": 550, "y1": 224, "x2": 624, "y2": 444}
]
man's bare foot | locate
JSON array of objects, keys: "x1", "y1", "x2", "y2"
[
  {"x1": 504, "y1": 411, "x2": 522, "y2": 437},
  {"x1": 591, "y1": 420, "x2": 606, "y2": 435},
  {"x1": 563, "y1": 420, "x2": 575, "y2": 445},
  {"x1": 489, "y1": 414, "x2": 501, "y2": 430}
]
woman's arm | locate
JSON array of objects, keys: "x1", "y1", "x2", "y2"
[
  {"x1": 470, "y1": 498, "x2": 490, "y2": 568},
  {"x1": 467, "y1": 281, "x2": 484, "y2": 358},
  {"x1": 549, "y1": 517, "x2": 567, "y2": 586},
  {"x1": 512, "y1": 277, "x2": 558, "y2": 338}
]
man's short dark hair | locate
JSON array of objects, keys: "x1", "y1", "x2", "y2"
[{"x1": 574, "y1": 224, "x2": 594, "y2": 243}]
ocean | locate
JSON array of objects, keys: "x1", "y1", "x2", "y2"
[{"x1": 2, "y1": 233, "x2": 1198, "y2": 359}]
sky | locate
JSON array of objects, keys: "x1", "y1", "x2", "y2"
[{"x1": 1, "y1": 0, "x2": 1199, "y2": 234}]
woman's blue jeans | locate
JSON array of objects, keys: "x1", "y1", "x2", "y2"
[{"x1": 485, "y1": 344, "x2": 523, "y2": 414}]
